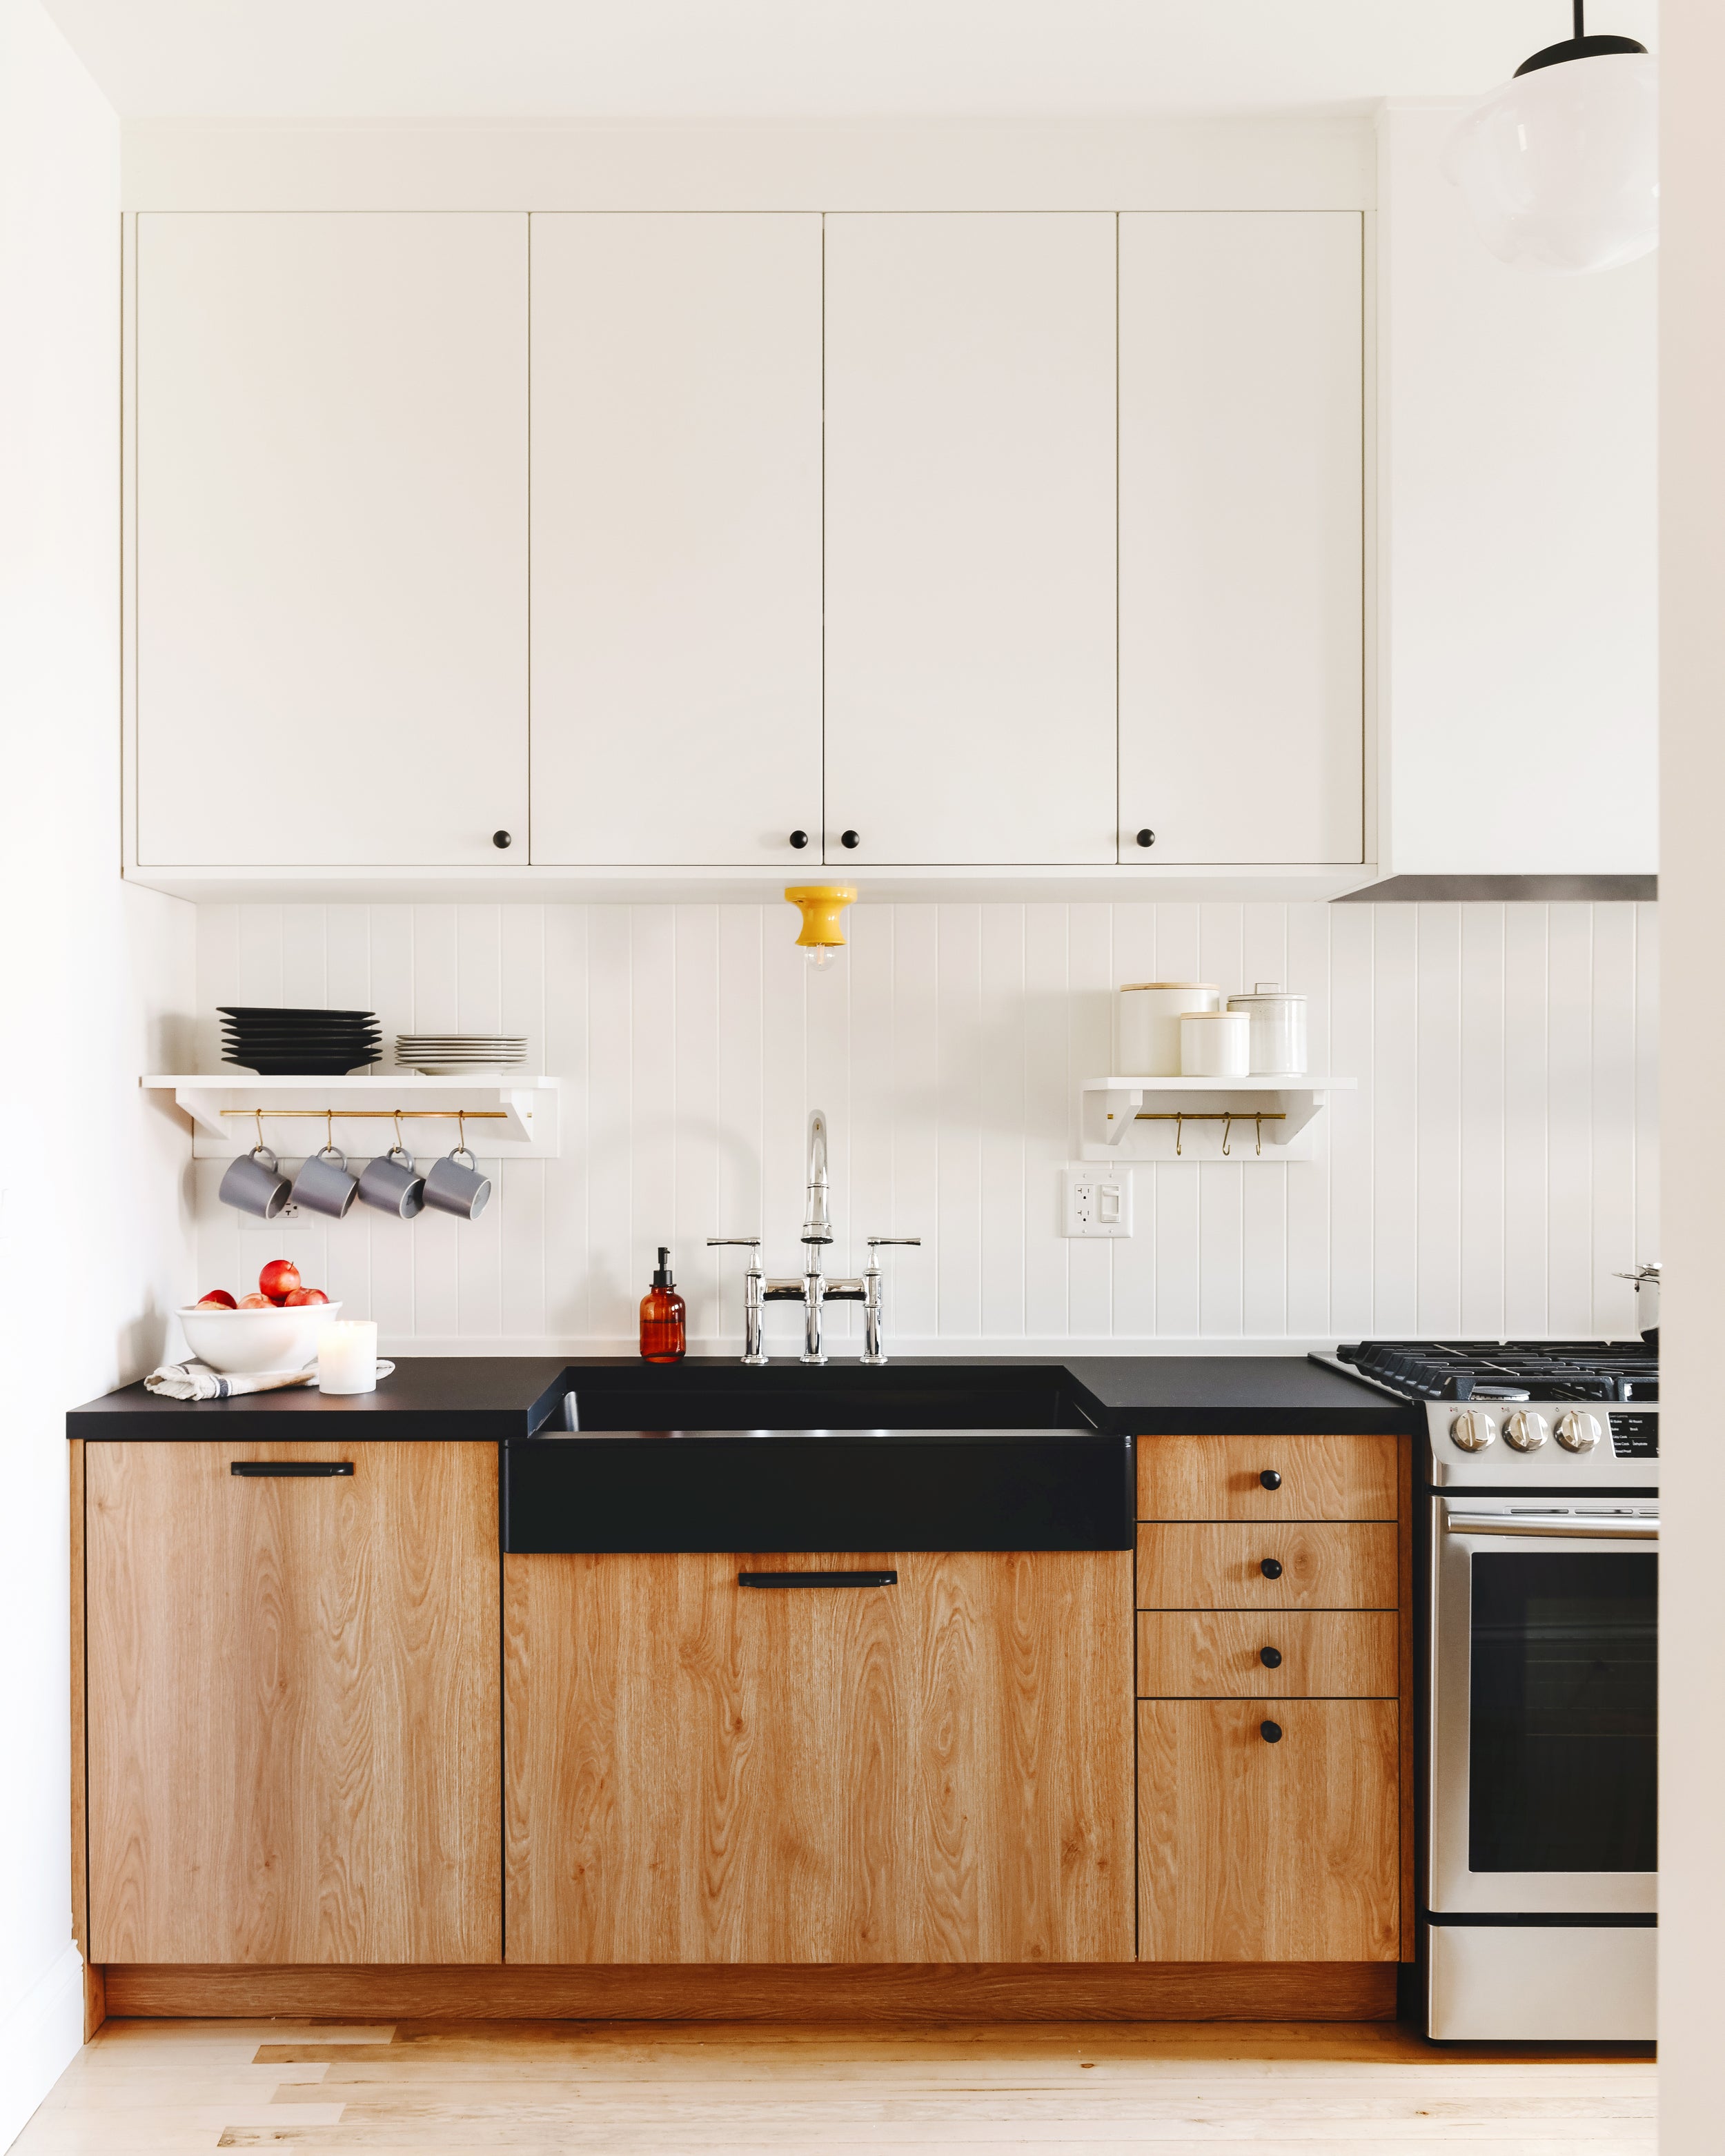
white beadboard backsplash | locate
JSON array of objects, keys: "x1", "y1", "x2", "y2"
[{"x1": 190, "y1": 900, "x2": 1659, "y2": 1354}]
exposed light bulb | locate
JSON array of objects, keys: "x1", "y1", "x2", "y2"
[
  {"x1": 1443, "y1": 14, "x2": 1657, "y2": 276},
  {"x1": 805, "y1": 942, "x2": 841, "y2": 971}
]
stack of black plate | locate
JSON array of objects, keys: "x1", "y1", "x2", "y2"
[{"x1": 220, "y1": 1007, "x2": 382, "y2": 1075}]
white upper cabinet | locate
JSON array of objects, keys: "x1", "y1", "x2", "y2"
[
  {"x1": 529, "y1": 215, "x2": 824, "y2": 866},
  {"x1": 823, "y1": 215, "x2": 1118, "y2": 867},
  {"x1": 1118, "y1": 212, "x2": 1364, "y2": 867},
  {"x1": 135, "y1": 215, "x2": 529, "y2": 868}
]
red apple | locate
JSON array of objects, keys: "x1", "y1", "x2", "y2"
[
  {"x1": 284, "y1": 1287, "x2": 329, "y2": 1306},
  {"x1": 196, "y1": 1289, "x2": 237, "y2": 1309},
  {"x1": 237, "y1": 1293, "x2": 272, "y2": 1309},
  {"x1": 258, "y1": 1258, "x2": 301, "y2": 1305}
]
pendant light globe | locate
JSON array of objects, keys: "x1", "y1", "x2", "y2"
[{"x1": 1442, "y1": 8, "x2": 1657, "y2": 275}]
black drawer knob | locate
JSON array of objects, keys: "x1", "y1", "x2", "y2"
[
  {"x1": 1259, "y1": 1557, "x2": 1283, "y2": 1580},
  {"x1": 1135, "y1": 828, "x2": 1156, "y2": 848},
  {"x1": 1259, "y1": 1470, "x2": 1282, "y2": 1490},
  {"x1": 1260, "y1": 1719, "x2": 1283, "y2": 1744},
  {"x1": 840, "y1": 829, "x2": 860, "y2": 849},
  {"x1": 1259, "y1": 1645, "x2": 1283, "y2": 1669},
  {"x1": 789, "y1": 829, "x2": 809, "y2": 848},
  {"x1": 492, "y1": 829, "x2": 513, "y2": 849}
]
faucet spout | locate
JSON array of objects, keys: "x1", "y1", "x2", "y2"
[{"x1": 801, "y1": 1108, "x2": 832, "y2": 1244}]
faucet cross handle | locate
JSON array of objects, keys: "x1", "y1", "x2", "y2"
[{"x1": 866, "y1": 1236, "x2": 922, "y2": 1249}]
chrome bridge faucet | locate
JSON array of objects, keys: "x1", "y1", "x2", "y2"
[{"x1": 709, "y1": 1109, "x2": 919, "y2": 1366}]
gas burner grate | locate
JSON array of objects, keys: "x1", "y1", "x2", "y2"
[{"x1": 1336, "y1": 1339, "x2": 1658, "y2": 1403}]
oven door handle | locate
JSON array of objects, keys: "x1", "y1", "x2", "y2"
[{"x1": 1443, "y1": 1513, "x2": 1657, "y2": 1540}]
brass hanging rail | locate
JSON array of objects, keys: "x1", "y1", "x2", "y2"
[
  {"x1": 1124, "y1": 1109, "x2": 1288, "y2": 1157},
  {"x1": 219, "y1": 1107, "x2": 508, "y2": 1121}
]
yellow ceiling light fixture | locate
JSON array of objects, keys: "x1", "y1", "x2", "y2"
[{"x1": 785, "y1": 884, "x2": 857, "y2": 971}]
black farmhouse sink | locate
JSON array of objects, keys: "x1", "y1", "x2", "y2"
[{"x1": 502, "y1": 1361, "x2": 1131, "y2": 1554}]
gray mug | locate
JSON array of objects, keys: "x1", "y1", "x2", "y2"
[
  {"x1": 357, "y1": 1145, "x2": 426, "y2": 1220},
  {"x1": 423, "y1": 1145, "x2": 491, "y2": 1221},
  {"x1": 218, "y1": 1143, "x2": 292, "y2": 1220},
  {"x1": 290, "y1": 1144, "x2": 359, "y2": 1220}
]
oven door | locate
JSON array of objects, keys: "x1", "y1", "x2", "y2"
[{"x1": 1430, "y1": 1496, "x2": 1657, "y2": 1915}]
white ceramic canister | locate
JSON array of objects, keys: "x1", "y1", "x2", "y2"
[
  {"x1": 1225, "y1": 981, "x2": 1309, "y2": 1075},
  {"x1": 1179, "y1": 1009, "x2": 1251, "y2": 1078},
  {"x1": 1117, "y1": 982, "x2": 1221, "y2": 1074}
]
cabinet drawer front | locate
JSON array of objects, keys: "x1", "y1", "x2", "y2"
[
  {"x1": 1138, "y1": 1699, "x2": 1399, "y2": 1961},
  {"x1": 1137, "y1": 1434, "x2": 1401, "y2": 1523},
  {"x1": 1136, "y1": 1523, "x2": 1398, "y2": 1610},
  {"x1": 1137, "y1": 1611, "x2": 1398, "y2": 1699}
]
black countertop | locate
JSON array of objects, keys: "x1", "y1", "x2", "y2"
[{"x1": 67, "y1": 1353, "x2": 1414, "y2": 1441}]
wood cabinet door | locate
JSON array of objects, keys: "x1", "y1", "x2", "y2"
[
  {"x1": 823, "y1": 214, "x2": 1118, "y2": 866},
  {"x1": 1118, "y1": 212, "x2": 1363, "y2": 866},
  {"x1": 529, "y1": 215, "x2": 824, "y2": 866},
  {"x1": 135, "y1": 212, "x2": 528, "y2": 867},
  {"x1": 505, "y1": 1550, "x2": 1134, "y2": 1964},
  {"x1": 86, "y1": 1442, "x2": 502, "y2": 1964},
  {"x1": 1138, "y1": 1700, "x2": 1399, "y2": 1961}
]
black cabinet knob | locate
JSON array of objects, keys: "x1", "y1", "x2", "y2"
[
  {"x1": 1260, "y1": 1720, "x2": 1283, "y2": 1744},
  {"x1": 1259, "y1": 1557, "x2": 1283, "y2": 1580},
  {"x1": 789, "y1": 830, "x2": 809, "y2": 849},
  {"x1": 1259, "y1": 1470, "x2": 1282, "y2": 1490},
  {"x1": 1135, "y1": 829, "x2": 1156, "y2": 848},
  {"x1": 1259, "y1": 1645, "x2": 1283, "y2": 1669},
  {"x1": 840, "y1": 829, "x2": 860, "y2": 849},
  {"x1": 492, "y1": 829, "x2": 513, "y2": 850}
]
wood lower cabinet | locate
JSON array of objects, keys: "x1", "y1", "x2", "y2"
[
  {"x1": 1137, "y1": 1700, "x2": 1400, "y2": 1961},
  {"x1": 85, "y1": 1441, "x2": 501, "y2": 1965},
  {"x1": 1134, "y1": 1432, "x2": 1410, "y2": 1967},
  {"x1": 504, "y1": 1549, "x2": 1135, "y2": 1964}
]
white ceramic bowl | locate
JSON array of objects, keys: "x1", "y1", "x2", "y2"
[{"x1": 177, "y1": 1299, "x2": 342, "y2": 1374}]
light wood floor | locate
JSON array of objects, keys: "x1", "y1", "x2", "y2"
[{"x1": 11, "y1": 2017, "x2": 1656, "y2": 2153}]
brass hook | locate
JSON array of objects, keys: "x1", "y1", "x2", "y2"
[
  {"x1": 254, "y1": 1108, "x2": 265, "y2": 1151},
  {"x1": 457, "y1": 1109, "x2": 467, "y2": 1155},
  {"x1": 1255, "y1": 1113, "x2": 1264, "y2": 1157},
  {"x1": 325, "y1": 1108, "x2": 334, "y2": 1155},
  {"x1": 1174, "y1": 1112, "x2": 1184, "y2": 1158},
  {"x1": 1221, "y1": 1113, "x2": 1233, "y2": 1158},
  {"x1": 393, "y1": 1111, "x2": 405, "y2": 1158}
]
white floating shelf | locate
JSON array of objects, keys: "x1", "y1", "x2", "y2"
[
  {"x1": 1080, "y1": 1075, "x2": 1356, "y2": 1163},
  {"x1": 145, "y1": 1074, "x2": 562, "y2": 1159}
]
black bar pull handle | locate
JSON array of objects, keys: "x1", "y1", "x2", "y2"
[
  {"x1": 738, "y1": 1570, "x2": 897, "y2": 1590},
  {"x1": 231, "y1": 1461, "x2": 355, "y2": 1478}
]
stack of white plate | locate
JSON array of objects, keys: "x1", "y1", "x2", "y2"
[{"x1": 396, "y1": 1034, "x2": 528, "y2": 1077}]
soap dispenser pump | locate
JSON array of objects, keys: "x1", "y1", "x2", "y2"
[{"x1": 639, "y1": 1247, "x2": 687, "y2": 1365}]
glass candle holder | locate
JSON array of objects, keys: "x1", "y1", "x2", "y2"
[{"x1": 318, "y1": 1320, "x2": 379, "y2": 1396}]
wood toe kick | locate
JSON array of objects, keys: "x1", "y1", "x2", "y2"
[{"x1": 99, "y1": 1959, "x2": 1399, "y2": 2023}]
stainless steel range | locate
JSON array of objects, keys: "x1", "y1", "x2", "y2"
[{"x1": 1318, "y1": 1340, "x2": 1657, "y2": 2043}]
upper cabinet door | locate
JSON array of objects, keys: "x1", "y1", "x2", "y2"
[
  {"x1": 135, "y1": 215, "x2": 528, "y2": 868},
  {"x1": 1119, "y1": 213, "x2": 1363, "y2": 866},
  {"x1": 530, "y1": 216, "x2": 823, "y2": 866},
  {"x1": 824, "y1": 215, "x2": 1117, "y2": 866}
]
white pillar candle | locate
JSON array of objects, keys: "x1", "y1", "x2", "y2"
[{"x1": 318, "y1": 1320, "x2": 379, "y2": 1396}]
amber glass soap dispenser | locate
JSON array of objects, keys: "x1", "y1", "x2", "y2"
[{"x1": 639, "y1": 1247, "x2": 687, "y2": 1364}]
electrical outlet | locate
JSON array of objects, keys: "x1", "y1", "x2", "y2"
[{"x1": 1063, "y1": 1165, "x2": 1133, "y2": 1238}]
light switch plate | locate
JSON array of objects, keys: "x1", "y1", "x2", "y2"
[{"x1": 1062, "y1": 1165, "x2": 1133, "y2": 1238}]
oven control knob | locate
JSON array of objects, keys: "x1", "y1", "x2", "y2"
[
  {"x1": 1556, "y1": 1410, "x2": 1603, "y2": 1454},
  {"x1": 1503, "y1": 1410, "x2": 1549, "y2": 1452},
  {"x1": 1450, "y1": 1408, "x2": 1497, "y2": 1452}
]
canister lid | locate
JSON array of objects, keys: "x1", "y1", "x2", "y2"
[
  {"x1": 1119, "y1": 980, "x2": 1220, "y2": 992},
  {"x1": 1180, "y1": 1009, "x2": 1248, "y2": 1020},
  {"x1": 1226, "y1": 980, "x2": 1305, "y2": 1005}
]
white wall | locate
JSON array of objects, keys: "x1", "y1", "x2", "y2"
[
  {"x1": 191, "y1": 899, "x2": 1656, "y2": 1354},
  {"x1": 1658, "y1": 3, "x2": 1724, "y2": 2146},
  {"x1": 1377, "y1": 104, "x2": 1658, "y2": 878},
  {"x1": 0, "y1": 1, "x2": 195, "y2": 2138}
]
